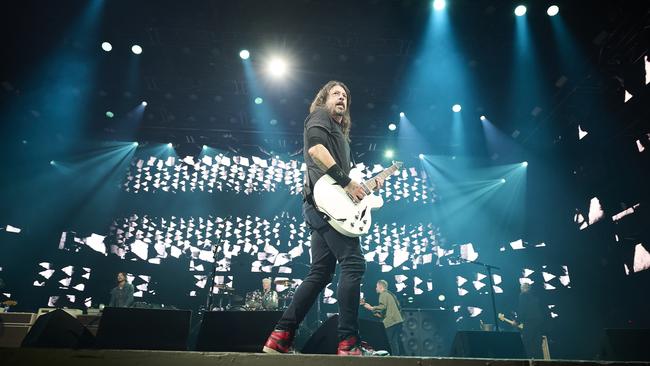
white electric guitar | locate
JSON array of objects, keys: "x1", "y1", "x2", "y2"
[{"x1": 313, "y1": 162, "x2": 403, "y2": 237}]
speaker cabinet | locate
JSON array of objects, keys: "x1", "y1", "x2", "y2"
[
  {"x1": 21, "y1": 309, "x2": 94, "y2": 348},
  {"x1": 95, "y1": 307, "x2": 191, "y2": 351},
  {"x1": 601, "y1": 328, "x2": 650, "y2": 361},
  {"x1": 450, "y1": 330, "x2": 527, "y2": 359},
  {"x1": 196, "y1": 310, "x2": 283, "y2": 352},
  {"x1": 300, "y1": 314, "x2": 390, "y2": 354},
  {"x1": 402, "y1": 309, "x2": 453, "y2": 356}
]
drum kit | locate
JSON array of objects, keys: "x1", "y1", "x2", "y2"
[{"x1": 210, "y1": 279, "x2": 298, "y2": 311}]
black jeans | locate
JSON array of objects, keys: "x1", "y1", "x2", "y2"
[
  {"x1": 521, "y1": 321, "x2": 543, "y2": 359},
  {"x1": 385, "y1": 322, "x2": 403, "y2": 356},
  {"x1": 276, "y1": 201, "x2": 366, "y2": 340}
]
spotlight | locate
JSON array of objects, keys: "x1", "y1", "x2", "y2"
[
  {"x1": 514, "y1": 5, "x2": 527, "y2": 16},
  {"x1": 500, "y1": 178, "x2": 507, "y2": 183},
  {"x1": 384, "y1": 149, "x2": 395, "y2": 159},
  {"x1": 141, "y1": 101, "x2": 147, "y2": 106},
  {"x1": 131, "y1": 45, "x2": 143, "y2": 55},
  {"x1": 480, "y1": 115, "x2": 486, "y2": 121},
  {"x1": 239, "y1": 49, "x2": 250, "y2": 60},
  {"x1": 418, "y1": 153, "x2": 425, "y2": 160},
  {"x1": 452, "y1": 104, "x2": 461, "y2": 112},
  {"x1": 438, "y1": 294, "x2": 446, "y2": 301},
  {"x1": 254, "y1": 97, "x2": 264, "y2": 105},
  {"x1": 101, "y1": 42, "x2": 112, "y2": 52},
  {"x1": 432, "y1": 0, "x2": 446, "y2": 11},
  {"x1": 50, "y1": 160, "x2": 55, "y2": 166},
  {"x1": 521, "y1": 161, "x2": 528, "y2": 167},
  {"x1": 132, "y1": 142, "x2": 139, "y2": 147},
  {"x1": 267, "y1": 57, "x2": 288, "y2": 77},
  {"x1": 105, "y1": 111, "x2": 114, "y2": 118},
  {"x1": 269, "y1": 119, "x2": 278, "y2": 126},
  {"x1": 167, "y1": 143, "x2": 173, "y2": 148},
  {"x1": 547, "y1": 5, "x2": 559, "y2": 16},
  {"x1": 388, "y1": 123, "x2": 397, "y2": 131},
  {"x1": 202, "y1": 145, "x2": 208, "y2": 149},
  {"x1": 399, "y1": 112, "x2": 405, "y2": 117}
]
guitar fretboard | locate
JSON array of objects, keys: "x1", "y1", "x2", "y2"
[{"x1": 364, "y1": 163, "x2": 402, "y2": 191}]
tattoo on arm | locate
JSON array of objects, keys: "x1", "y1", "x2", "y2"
[{"x1": 312, "y1": 154, "x2": 328, "y2": 171}]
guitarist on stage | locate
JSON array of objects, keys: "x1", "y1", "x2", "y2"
[
  {"x1": 361, "y1": 279, "x2": 404, "y2": 356},
  {"x1": 516, "y1": 282, "x2": 545, "y2": 359},
  {"x1": 263, "y1": 81, "x2": 384, "y2": 356},
  {"x1": 500, "y1": 282, "x2": 545, "y2": 358}
]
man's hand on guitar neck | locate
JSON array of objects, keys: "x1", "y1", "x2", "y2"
[
  {"x1": 359, "y1": 297, "x2": 372, "y2": 310},
  {"x1": 345, "y1": 177, "x2": 385, "y2": 203},
  {"x1": 374, "y1": 177, "x2": 385, "y2": 191}
]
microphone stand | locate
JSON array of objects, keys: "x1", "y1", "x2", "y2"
[
  {"x1": 205, "y1": 216, "x2": 231, "y2": 312},
  {"x1": 455, "y1": 257, "x2": 501, "y2": 331}
]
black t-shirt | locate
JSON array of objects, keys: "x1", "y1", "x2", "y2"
[
  {"x1": 303, "y1": 107, "x2": 351, "y2": 193},
  {"x1": 518, "y1": 291, "x2": 544, "y2": 325}
]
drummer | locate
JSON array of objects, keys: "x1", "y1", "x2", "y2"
[{"x1": 260, "y1": 278, "x2": 279, "y2": 310}]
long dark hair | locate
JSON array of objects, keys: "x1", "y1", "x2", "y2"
[
  {"x1": 117, "y1": 272, "x2": 129, "y2": 284},
  {"x1": 309, "y1": 80, "x2": 352, "y2": 141}
]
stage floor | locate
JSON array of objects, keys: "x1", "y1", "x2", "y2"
[{"x1": 1, "y1": 348, "x2": 648, "y2": 366}]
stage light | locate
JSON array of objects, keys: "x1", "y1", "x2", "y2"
[
  {"x1": 267, "y1": 58, "x2": 288, "y2": 77},
  {"x1": 105, "y1": 111, "x2": 114, "y2": 118},
  {"x1": 399, "y1": 112, "x2": 405, "y2": 117},
  {"x1": 432, "y1": 0, "x2": 446, "y2": 11},
  {"x1": 50, "y1": 160, "x2": 55, "y2": 166},
  {"x1": 388, "y1": 123, "x2": 397, "y2": 131},
  {"x1": 202, "y1": 145, "x2": 208, "y2": 149},
  {"x1": 101, "y1": 42, "x2": 112, "y2": 52},
  {"x1": 452, "y1": 104, "x2": 461, "y2": 112},
  {"x1": 514, "y1": 5, "x2": 527, "y2": 16},
  {"x1": 132, "y1": 142, "x2": 139, "y2": 147},
  {"x1": 131, "y1": 45, "x2": 143, "y2": 55},
  {"x1": 547, "y1": 5, "x2": 559, "y2": 16},
  {"x1": 500, "y1": 178, "x2": 507, "y2": 183},
  {"x1": 522, "y1": 161, "x2": 528, "y2": 167},
  {"x1": 419, "y1": 153, "x2": 424, "y2": 160},
  {"x1": 167, "y1": 143, "x2": 173, "y2": 148},
  {"x1": 480, "y1": 115, "x2": 486, "y2": 121},
  {"x1": 239, "y1": 49, "x2": 250, "y2": 60},
  {"x1": 438, "y1": 294, "x2": 446, "y2": 301},
  {"x1": 254, "y1": 97, "x2": 264, "y2": 105},
  {"x1": 384, "y1": 149, "x2": 395, "y2": 159},
  {"x1": 141, "y1": 101, "x2": 147, "y2": 107},
  {"x1": 269, "y1": 119, "x2": 278, "y2": 126}
]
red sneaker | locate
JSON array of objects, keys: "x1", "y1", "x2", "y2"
[
  {"x1": 262, "y1": 329, "x2": 294, "y2": 354},
  {"x1": 337, "y1": 335, "x2": 372, "y2": 356}
]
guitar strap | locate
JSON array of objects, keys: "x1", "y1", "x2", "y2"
[{"x1": 388, "y1": 290, "x2": 402, "y2": 312}]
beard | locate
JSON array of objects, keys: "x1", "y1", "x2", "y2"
[{"x1": 329, "y1": 103, "x2": 346, "y2": 117}]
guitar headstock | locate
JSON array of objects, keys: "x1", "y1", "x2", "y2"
[{"x1": 392, "y1": 161, "x2": 404, "y2": 171}]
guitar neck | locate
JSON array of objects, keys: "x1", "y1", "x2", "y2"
[{"x1": 363, "y1": 164, "x2": 400, "y2": 191}]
